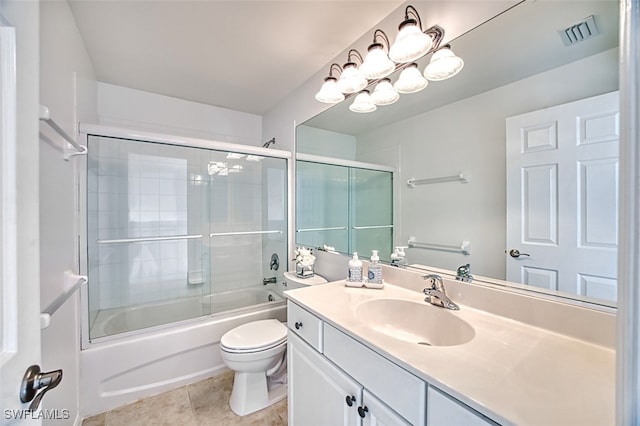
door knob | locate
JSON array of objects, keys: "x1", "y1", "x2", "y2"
[
  {"x1": 509, "y1": 249, "x2": 530, "y2": 258},
  {"x1": 20, "y1": 365, "x2": 63, "y2": 410}
]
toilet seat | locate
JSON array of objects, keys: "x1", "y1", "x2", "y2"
[{"x1": 220, "y1": 319, "x2": 287, "y2": 353}]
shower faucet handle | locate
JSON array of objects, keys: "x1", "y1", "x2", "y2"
[{"x1": 270, "y1": 253, "x2": 280, "y2": 271}]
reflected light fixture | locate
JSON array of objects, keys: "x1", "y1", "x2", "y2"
[
  {"x1": 337, "y1": 49, "x2": 368, "y2": 94},
  {"x1": 360, "y1": 29, "x2": 396, "y2": 80},
  {"x1": 315, "y1": 63, "x2": 345, "y2": 103},
  {"x1": 424, "y1": 45, "x2": 464, "y2": 81},
  {"x1": 388, "y1": 5, "x2": 433, "y2": 63},
  {"x1": 314, "y1": 4, "x2": 457, "y2": 113},
  {"x1": 393, "y1": 63, "x2": 428, "y2": 94},
  {"x1": 371, "y1": 78, "x2": 399, "y2": 106},
  {"x1": 349, "y1": 90, "x2": 377, "y2": 113}
]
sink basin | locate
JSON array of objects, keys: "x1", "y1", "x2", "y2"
[{"x1": 355, "y1": 299, "x2": 475, "y2": 347}]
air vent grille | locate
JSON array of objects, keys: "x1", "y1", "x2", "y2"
[{"x1": 558, "y1": 15, "x2": 599, "y2": 46}]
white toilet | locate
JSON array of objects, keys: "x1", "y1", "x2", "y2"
[{"x1": 220, "y1": 272, "x2": 328, "y2": 416}]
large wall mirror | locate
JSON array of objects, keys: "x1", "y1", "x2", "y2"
[{"x1": 296, "y1": 0, "x2": 619, "y2": 307}]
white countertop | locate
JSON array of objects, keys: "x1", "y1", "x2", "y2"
[{"x1": 285, "y1": 281, "x2": 615, "y2": 426}]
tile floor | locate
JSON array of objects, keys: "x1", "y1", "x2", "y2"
[{"x1": 81, "y1": 371, "x2": 287, "y2": 426}]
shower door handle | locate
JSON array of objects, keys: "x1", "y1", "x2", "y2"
[{"x1": 20, "y1": 365, "x2": 63, "y2": 410}]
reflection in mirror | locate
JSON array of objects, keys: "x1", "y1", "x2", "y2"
[
  {"x1": 295, "y1": 154, "x2": 394, "y2": 262},
  {"x1": 296, "y1": 0, "x2": 619, "y2": 306}
]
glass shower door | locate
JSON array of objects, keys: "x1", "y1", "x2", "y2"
[
  {"x1": 206, "y1": 150, "x2": 288, "y2": 311},
  {"x1": 295, "y1": 161, "x2": 349, "y2": 253},
  {"x1": 86, "y1": 136, "x2": 210, "y2": 339},
  {"x1": 350, "y1": 167, "x2": 394, "y2": 261}
]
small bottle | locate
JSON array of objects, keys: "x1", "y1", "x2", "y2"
[
  {"x1": 346, "y1": 252, "x2": 363, "y2": 286},
  {"x1": 366, "y1": 250, "x2": 384, "y2": 288}
]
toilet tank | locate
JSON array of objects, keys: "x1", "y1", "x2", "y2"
[{"x1": 284, "y1": 271, "x2": 328, "y2": 290}]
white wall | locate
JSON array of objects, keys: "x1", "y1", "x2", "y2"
[
  {"x1": 356, "y1": 49, "x2": 619, "y2": 279},
  {"x1": 296, "y1": 125, "x2": 356, "y2": 160},
  {"x1": 39, "y1": 1, "x2": 97, "y2": 424},
  {"x1": 97, "y1": 82, "x2": 263, "y2": 146}
]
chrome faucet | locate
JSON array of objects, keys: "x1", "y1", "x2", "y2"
[
  {"x1": 422, "y1": 274, "x2": 459, "y2": 310},
  {"x1": 263, "y1": 277, "x2": 277, "y2": 285},
  {"x1": 456, "y1": 263, "x2": 473, "y2": 282}
]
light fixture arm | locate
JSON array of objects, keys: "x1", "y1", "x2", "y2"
[
  {"x1": 328, "y1": 63, "x2": 343, "y2": 78},
  {"x1": 372, "y1": 29, "x2": 391, "y2": 51},
  {"x1": 403, "y1": 5, "x2": 423, "y2": 30},
  {"x1": 346, "y1": 49, "x2": 364, "y2": 66},
  {"x1": 424, "y1": 25, "x2": 445, "y2": 51}
]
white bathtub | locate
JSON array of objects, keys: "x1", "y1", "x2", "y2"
[
  {"x1": 90, "y1": 287, "x2": 283, "y2": 338},
  {"x1": 79, "y1": 287, "x2": 287, "y2": 417}
]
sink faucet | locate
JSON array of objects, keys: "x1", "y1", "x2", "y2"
[
  {"x1": 422, "y1": 274, "x2": 459, "y2": 310},
  {"x1": 456, "y1": 263, "x2": 473, "y2": 282}
]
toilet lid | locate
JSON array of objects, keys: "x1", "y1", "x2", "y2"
[{"x1": 221, "y1": 319, "x2": 287, "y2": 351}]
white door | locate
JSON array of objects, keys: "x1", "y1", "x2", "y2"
[
  {"x1": 288, "y1": 332, "x2": 362, "y2": 426},
  {"x1": 506, "y1": 91, "x2": 619, "y2": 301},
  {"x1": 0, "y1": 21, "x2": 39, "y2": 423}
]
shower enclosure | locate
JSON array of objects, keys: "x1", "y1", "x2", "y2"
[{"x1": 85, "y1": 132, "x2": 288, "y2": 341}]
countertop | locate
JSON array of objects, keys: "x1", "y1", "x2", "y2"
[{"x1": 285, "y1": 281, "x2": 615, "y2": 426}]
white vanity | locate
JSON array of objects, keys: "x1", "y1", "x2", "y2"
[{"x1": 285, "y1": 271, "x2": 615, "y2": 425}]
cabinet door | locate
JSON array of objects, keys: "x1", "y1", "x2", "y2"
[
  {"x1": 288, "y1": 332, "x2": 362, "y2": 426},
  {"x1": 427, "y1": 387, "x2": 497, "y2": 426},
  {"x1": 361, "y1": 390, "x2": 412, "y2": 426}
]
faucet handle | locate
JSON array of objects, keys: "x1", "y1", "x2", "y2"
[{"x1": 422, "y1": 274, "x2": 443, "y2": 290}]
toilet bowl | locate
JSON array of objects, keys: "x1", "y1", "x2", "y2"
[
  {"x1": 220, "y1": 319, "x2": 288, "y2": 416},
  {"x1": 220, "y1": 272, "x2": 328, "y2": 416}
]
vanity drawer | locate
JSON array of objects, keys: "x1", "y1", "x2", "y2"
[
  {"x1": 287, "y1": 300, "x2": 323, "y2": 352},
  {"x1": 323, "y1": 323, "x2": 426, "y2": 426}
]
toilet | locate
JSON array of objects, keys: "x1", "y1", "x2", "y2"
[{"x1": 220, "y1": 272, "x2": 328, "y2": 416}]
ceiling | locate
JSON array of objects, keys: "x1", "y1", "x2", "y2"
[{"x1": 67, "y1": 0, "x2": 404, "y2": 116}]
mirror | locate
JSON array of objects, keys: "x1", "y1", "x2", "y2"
[
  {"x1": 295, "y1": 156, "x2": 394, "y2": 261},
  {"x1": 296, "y1": 0, "x2": 619, "y2": 306}
]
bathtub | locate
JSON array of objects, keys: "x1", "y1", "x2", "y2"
[
  {"x1": 90, "y1": 287, "x2": 283, "y2": 339},
  {"x1": 79, "y1": 287, "x2": 287, "y2": 417}
]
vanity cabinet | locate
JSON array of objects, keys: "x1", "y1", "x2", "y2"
[
  {"x1": 288, "y1": 332, "x2": 361, "y2": 426},
  {"x1": 287, "y1": 300, "x2": 498, "y2": 426}
]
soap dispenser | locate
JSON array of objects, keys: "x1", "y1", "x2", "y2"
[
  {"x1": 346, "y1": 252, "x2": 363, "y2": 287},
  {"x1": 365, "y1": 250, "x2": 384, "y2": 288}
]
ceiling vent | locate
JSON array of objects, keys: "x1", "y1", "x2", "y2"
[{"x1": 558, "y1": 15, "x2": 599, "y2": 46}]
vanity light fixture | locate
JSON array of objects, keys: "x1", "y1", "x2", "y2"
[
  {"x1": 315, "y1": 63, "x2": 345, "y2": 103},
  {"x1": 423, "y1": 45, "x2": 464, "y2": 81},
  {"x1": 337, "y1": 49, "x2": 368, "y2": 94},
  {"x1": 388, "y1": 5, "x2": 433, "y2": 63},
  {"x1": 349, "y1": 90, "x2": 377, "y2": 113},
  {"x1": 360, "y1": 30, "x2": 396, "y2": 79},
  {"x1": 393, "y1": 63, "x2": 428, "y2": 94},
  {"x1": 371, "y1": 78, "x2": 400, "y2": 105},
  {"x1": 314, "y1": 4, "x2": 456, "y2": 113}
]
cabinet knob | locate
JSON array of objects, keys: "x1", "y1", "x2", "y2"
[
  {"x1": 345, "y1": 395, "x2": 356, "y2": 407},
  {"x1": 358, "y1": 405, "x2": 369, "y2": 418},
  {"x1": 294, "y1": 321, "x2": 303, "y2": 330}
]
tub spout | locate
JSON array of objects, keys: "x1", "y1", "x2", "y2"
[{"x1": 263, "y1": 277, "x2": 277, "y2": 285}]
